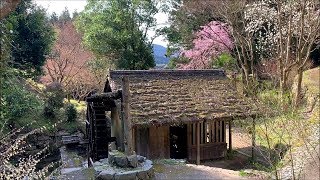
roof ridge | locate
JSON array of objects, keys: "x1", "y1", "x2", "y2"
[{"x1": 110, "y1": 69, "x2": 226, "y2": 78}]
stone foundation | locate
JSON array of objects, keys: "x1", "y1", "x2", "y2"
[{"x1": 94, "y1": 150, "x2": 154, "y2": 180}]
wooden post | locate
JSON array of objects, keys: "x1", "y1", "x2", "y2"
[
  {"x1": 187, "y1": 124, "x2": 191, "y2": 160},
  {"x1": 228, "y1": 120, "x2": 232, "y2": 152},
  {"x1": 111, "y1": 104, "x2": 124, "y2": 150},
  {"x1": 252, "y1": 118, "x2": 256, "y2": 160},
  {"x1": 196, "y1": 122, "x2": 201, "y2": 165},
  {"x1": 132, "y1": 126, "x2": 136, "y2": 153},
  {"x1": 122, "y1": 76, "x2": 133, "y2": 155}
]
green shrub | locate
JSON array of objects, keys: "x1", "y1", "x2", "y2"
[
  {"x1": 65, "y1": 104, "x2": 77, "y2": 122},
  {"x1": 43, "y1": 105, "x2": 55, "y2": 119},
  {"x1": 45, "y1": 82, "x2": 64, "y2": 109},
  {"x1": 43, "y1": 82, "x2": 64, "y2": 119},
  {"x1": 211, "y1": 53, "x2": 236, "y2": 70},
  {"x1": 1, "y1": 71, "x2": 43, "y2": 128},
  {"x1": 257, "y1": 89, "x2": 292, "y2": 111}
]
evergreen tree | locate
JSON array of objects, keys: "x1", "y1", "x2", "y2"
[
  {"x1": 4, "y1": 0, "x2": 55, "y2": 77},
  {"x1": 59, "y1": 7, "x2": 71, "y2": 23},
  {"x1": 50, "y1": 12, "x2": 58, "y2": 24},
  {"x1": 72, "y1": 11, "x2": 79, "y2": 20},
  {"x1": 76, "y1": 0, "x2": 157, "y2": 70}
]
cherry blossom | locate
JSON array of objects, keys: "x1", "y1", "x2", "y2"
[{"x1": 179, "y1": 21, "x2": 233, "y2": 69}]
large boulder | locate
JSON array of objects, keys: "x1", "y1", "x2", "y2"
[
  {"x1": 108, "y1": 150, "x2": 134, "y2": 168},
  {"x1": 114, "y1": 156, "x2": 128, "y2": 168},
  {"x1": 127, "y1": 155, "x2": 138, "y2": 168}
]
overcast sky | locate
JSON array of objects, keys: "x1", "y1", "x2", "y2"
[{"x1": 33, "y1": 0, "x2": 169, "y2": 47}]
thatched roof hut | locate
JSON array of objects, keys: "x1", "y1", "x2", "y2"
[{"x1": 109, "y1": 69, "x2": 258, "y2": 163}]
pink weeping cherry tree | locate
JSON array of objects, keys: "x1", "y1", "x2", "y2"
[{"x1": 179, "y1": 21, "x2": 234, "y2": 69}]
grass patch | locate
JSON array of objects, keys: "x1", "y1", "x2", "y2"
[
  {"x1": 309, "y1": 105, "x2": 320, "y2": 125},
  {"x1": 239, "y1": 170, "x2": 249, "y2": 177},
  {"x1": 255, "y1": 111, "x2": 307, "y2": 149},
  {"x1": 16, "y1": 107, "x2": 84, "y2": 134},
  {"x1": 16, "y1": 109, "x2": 59, "y2": 132},
  {"x1": 301, "y1": 67, "x2": 319, "y2": 95},
  {"x1": 26, "y1": 78, "x2": 45, "y2": 92},
  {"x1": 64, "y1": 99, "x2": 86, "y2": 112}
]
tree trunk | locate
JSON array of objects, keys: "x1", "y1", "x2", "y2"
[
  {"x1": 241, "y1": 69, "x2": 246, "y2": 95},
  {"x1": 294, "y1": 68, "x2": 304, "y2": 108},
  {"x1": 251, "y1": 118, "x2": 256, "y2": 161},
  {"x1": 279, "y1": 56, "x2": 286, "y2": 104},
  {"x1": 242, "y1": 66, "x2": 250, "y2": 96},
  {"x1": 279, "y1": 69, "x2": 288, "y2": 106}
]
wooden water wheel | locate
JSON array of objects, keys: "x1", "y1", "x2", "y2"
[{"x1": 85, "y1": 80, "x2": 122, "y2": 166}]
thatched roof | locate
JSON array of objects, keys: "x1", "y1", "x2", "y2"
[{"x1": 110, "y1": 69, "x2": 257, "y2": 127}]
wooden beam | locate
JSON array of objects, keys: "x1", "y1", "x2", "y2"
[
  {"x1": 196, "y1": 122, "x2": 201, "y2": 165},
  {"x1": 207, "y1": 123, "x2": 210, "y2": 143},
  {"x1": 215, "y1": 121, "x2": 218, "y2": 142},
  {"x1": 122, "y1": 76, "x2": 133, "y2": 155},
  {"x1": 192, "y1": 124, "x2": 196, "y2": 145},
  {"x1": 252, "y1": 118, "x2": 256, "y2": 160},
  {"x1": 223, "y1": 121, "x2": 226, "y2": 142},
  {"x1": 220, "y1": 121, "x2": 223, "y2": 143},
  {"x1": 228, "y1": 120, "x2": 232, "y2": 152},
  {"x1": 200, "y1": 122, "x2": 203, "y2": 144}
]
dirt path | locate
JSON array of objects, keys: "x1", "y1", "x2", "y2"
[{"x1": 154, "y1": 163, "x2": 254, "y2": 179}]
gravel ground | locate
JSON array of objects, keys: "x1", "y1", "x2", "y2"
[{"x1": 154, "y1": 163, "x2": 254, "y2": 180}]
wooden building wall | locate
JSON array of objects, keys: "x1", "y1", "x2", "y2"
[
  {"x1": 134, "y1": 121, "x2": 227, "y2": 161},
  {"x1": 134, "y1": 126, "x2": 170, "y2": 159}
]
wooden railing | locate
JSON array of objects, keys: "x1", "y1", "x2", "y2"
[{"x1": 187, "y1": 120, "x2": 227, "y2": 163}]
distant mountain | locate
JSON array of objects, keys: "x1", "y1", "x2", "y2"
[{"x1": 153, "y1": 44, "x2": 169, "y2": 65}]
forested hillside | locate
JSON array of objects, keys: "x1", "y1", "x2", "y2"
[{"x1": 153, "y1": 44, "x2": 169, "y2": 65}]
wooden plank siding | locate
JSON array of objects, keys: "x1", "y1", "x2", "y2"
[
  {"x1": 135, "y1": 127, "x2": 149, "y2": 157},
  {"x1": 148, "y1": 126, "x2": 170, "y2": 159},
  {"x1": 135, "y1": 126, "x2": 170, "y2": 159}
]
